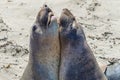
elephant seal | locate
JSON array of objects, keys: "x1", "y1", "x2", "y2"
[
  {"x1": 59, "y1": 8, "x2": 107, "y2": 80},
  {"x1": 20, "y1": 5, "x2": 60, "y2": 80},
  {"x1": 105, "y1": 63, "x2": 120, "y2": 80}
]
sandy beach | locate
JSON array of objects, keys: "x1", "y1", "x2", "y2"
[{"x1": 0, "y1": 0, "x2": 120, "y2": 80}]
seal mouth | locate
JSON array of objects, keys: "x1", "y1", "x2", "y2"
[
  {"x1": 37, "y1": 4, "x2": 56, "y2": 27},
  {"x1": 47, "y1": 12, "x2": 54, "y2": 26}
]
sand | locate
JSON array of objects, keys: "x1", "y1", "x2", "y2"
[{"x1": 0, "y1": 0, "x2": 120, "y2": 80}]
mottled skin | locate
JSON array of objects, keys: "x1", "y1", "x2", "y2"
[
  {"x1": 20, "y1": 5, "x2": 60, "y2": 80},
  {"x1": 59, "y1": 9, "x2": 107, "y2": 80},
  {"x1": 105, "y1": 63, "x2": 120, "y2": 80}
]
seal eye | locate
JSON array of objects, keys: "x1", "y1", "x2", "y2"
[
  {"x1": 71, "y1": 28, "x2": 77, "y2": 34},
  {"x1": 72, "y1": 17, "x2": 75, "y2": 21},
  {"x1": 32, "y1": 25, "x2": 37, "y2": 32},
  {"x1": 66, "y1": 28, "x2": 77, "y2": 40}
]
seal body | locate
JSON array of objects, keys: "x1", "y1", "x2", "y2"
[
  {"x1": 20, "y1": 5, "x2": 60, "y2": 80},
  {"x1": 105, "y1": 63, "x2": 120, "y2": 80},
  {"x1": 59, "y1": 9, "x2": 107, "y2": 80}
]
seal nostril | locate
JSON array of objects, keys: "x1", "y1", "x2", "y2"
[
  {"x1": 44, "y1": 4, "x2": 47, "y2": 7},
  {"x1": 32, "y1": 25, "x2": 37, "y2": 32}
]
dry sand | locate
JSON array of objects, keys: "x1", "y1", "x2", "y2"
[{"x1": 0, "y1": 0, "x2": 120, "y2": 80}]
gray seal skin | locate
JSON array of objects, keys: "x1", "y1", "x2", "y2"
[
  {"x1": 105, "y1": 63, "x2": 120, "y2": 80},
  {"x1": 20, "y1": 5, "x2": 60, "y2": 80},
  {"x1": 59, "y1": 9, "x2": 107, "y2": 80}
]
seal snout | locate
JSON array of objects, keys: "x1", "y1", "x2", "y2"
[
  {"x1": 47, "y1": 12, "x2": 56, "y2": 26},
  {"x1": 59, "y1": 8, "x2": 75, "y2": 28},
  {"x1": 37, "y1": 5, "x2": 57, "y2": 28}
]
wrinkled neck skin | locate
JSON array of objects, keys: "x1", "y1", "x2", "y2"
[
  {"x1": 60, "y1": 22, "x2": 107, "y2": 80},
  {"x1": 28, "y1": 21, "x2": 60, "y2": 80},
  {"x1": 29, "y1": 21, "x2": 58, "y2": 61}
]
